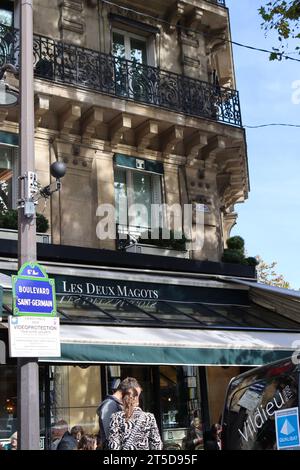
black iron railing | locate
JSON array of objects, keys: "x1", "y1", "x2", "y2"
[{"x1": 0, "y1": 24, "x2": 241, "y2": 127}]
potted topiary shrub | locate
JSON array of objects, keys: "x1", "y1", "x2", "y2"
[
  {"x1": 222, "y1": 236, "x2": 259, "y2": 267},
  {"x1": 0, "y1": 209, "x2": 50, "y2": 243}
]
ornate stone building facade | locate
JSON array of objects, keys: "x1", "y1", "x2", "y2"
[
  {"x1": 1, "y1": 0, "x2": 248, "y2": 261},
  {"x1": 2, "y1": 3, "x2": 300, "y2": 451}
]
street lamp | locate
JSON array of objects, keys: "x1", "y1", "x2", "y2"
[{"x1": 0, "y1": 64, "x2": 19, "y2": 107}]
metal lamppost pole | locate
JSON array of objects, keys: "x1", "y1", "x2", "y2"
[{"x1": 17, "y1": 0, "x2": 40, "y2": 450}]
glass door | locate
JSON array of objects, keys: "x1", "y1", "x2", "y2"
[
  {"x1": 129, "y1": 171, "x2": 152, "y2": 232},
  {"x1": 113, "y1": 30, "x2": 148, "y2": 100},
  {"x1": 159, "y1": 366, "x2": 203, "y2": 450}
]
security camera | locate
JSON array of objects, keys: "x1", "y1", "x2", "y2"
[
  {"x1": 36, "y1": 161, "x2": 67, "y2": 202},
  {"x1": 50, "y1": 161, "x2": 66, "y2": 180}
]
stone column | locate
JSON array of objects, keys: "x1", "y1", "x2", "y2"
[
  {"x1": 222, "y1": 209, "x2": 238, "y2": 246},
  {"x1": 92, "y1": 151, "x2": 116, "y2": 250},
  {"x1": 163, "y1": 159, "x2": 182, "y2": 233},
  {"x1": 202, "y1": 161, "x2": 223, "y2": 262}
]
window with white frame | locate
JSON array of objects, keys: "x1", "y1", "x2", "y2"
[
  {"x1": 112, "y1": 28, "x2": 155, "y2": 66},
  {"x1": 0, "y1": 145, "x2": 17, "y2": 212},
  {"x1": 114, "y1": 164, "x2": 163, "y2": 242},
  {"x1": 112, "y1": 28, "x2": 156, "y2": 101}
]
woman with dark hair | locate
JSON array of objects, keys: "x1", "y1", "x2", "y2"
[
  {"x1": 204, "y1": 424, "x2": 222, "y2": 450},
  {"x1": 108, "y1": 387, "x2": 162, "y2": 450},
  {"x1": 96, "y1": 376, "x2": 142, "y2": 449},
  {"x1": 77, "y1": 434, "x2": 97, "y2": 450}
]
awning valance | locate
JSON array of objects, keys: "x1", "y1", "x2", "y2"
[{"x1": 40, "y1": 325, "x2": 300, "y2": 366}]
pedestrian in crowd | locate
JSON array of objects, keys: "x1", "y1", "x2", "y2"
[
  {"x1": 182, "y1": 417, "x2": 203, "y2": 450},
  {"x1": 3, "y1": 431, "x2": 18, "y2": 450},
  {"x1": 57, "y1": 425, "x2": 84, "y2": 450},
  {"x1": 51, "y1": 420, "x2": 69, "y2": 450},
  {"x1": 97, "y1": 376, "x2": 142, "y2": 449},
  {"x1": 108, "y1": 386, "x2": 162, "y2": 450},
  {"x1": 204, "y1": 423, "x2": 222, "y2": 450},
  {"x1": 77, "y1": 434, "x2": 97, "y2": 450}
]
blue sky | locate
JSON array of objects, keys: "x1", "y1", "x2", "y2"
[{"x1": 226, "y1": 0, "x2": 300, "y2": 288}]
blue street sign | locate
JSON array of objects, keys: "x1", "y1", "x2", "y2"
[
  {"x1": 18, "y1": 263, "x2": 47, "y2": 279},
  {"x1": 12, "y1": 262, "x2": 57, "y2": 317},
  {"x1": 275, "y1": 407, "x2": 300, "y2": 450}
]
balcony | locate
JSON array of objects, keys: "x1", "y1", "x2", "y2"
[
  {"x1": 207, "y1": 0, "x2": 226, "y2": 6},
  {"x1": 116, "y1": 224, "x2": 190, "y2": 258},
  {"x1": 0, "y1": 23, "x2": 241, "y2": 127}
]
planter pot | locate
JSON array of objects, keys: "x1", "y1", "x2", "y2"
[
  {"x1": 0, "y1": 227, "x2": 51, "y2": 244},
  {"x1": 125, "y1": 243, "x2": 189, "y2": 258}
]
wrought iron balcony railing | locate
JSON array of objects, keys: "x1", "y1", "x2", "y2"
[
  {"x1": 208, "y1": 0, "x2": 226, "y2": 6},
  {"x1": 0, "y1": 24, "x2": 241, "y2": 127}
]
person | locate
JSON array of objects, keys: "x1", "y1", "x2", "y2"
[
  {"x1": 3, "y1": 431, "x2": 18, "y2": 450},
  {"x1": 204, "y1": 423, "x2": 222, "y2": 450},
  {"x1": 56, "y1": 425, "x2": 84, "y2": 450},
  {"x1": 182, "y1": 417, "x2": 203, "y2": 450},
  {"x1": 77, "y1": 434, "x2": 97, "y2": 450},
  {"x1": 97, "y1": 377, "x2": 142, "y2": 449},
  {"x1": 108, "y1": 386, "x2": 162, "y2": 450},
  {"x1": 51, "y1": 420, "x2": 69, "y2": 450}
]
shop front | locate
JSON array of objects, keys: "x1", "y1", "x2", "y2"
[{"x1": 1, "y1": 253, "x2": 300, "y2": 450}]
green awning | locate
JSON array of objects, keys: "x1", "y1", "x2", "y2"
[{"x1": 41, "y1": 325, "x2": 299, "y2": 366}]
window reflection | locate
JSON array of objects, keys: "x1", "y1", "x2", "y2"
[
  {"x1": 0, "y1": 8, "x2": 13, "y2": 27},
  {"x1": 0, "y1": 146, "x2": 14, "y2": 212},
  {"x1": 160, "y1": 366, "x2": 203, "y2": 450}
]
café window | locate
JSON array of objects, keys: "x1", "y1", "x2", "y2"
[
  {"x1": 114, "y1": 155, "x2": 164, "y2": 242},
  {"x1": 48, "y1": 365, "x2": 101, "y2": 440},
  {"x1": 0, "y1": 145, "x2": 17, "y2": 212},
  {"x1": 160, "y1": 366, "x2": 203, "y2": 450},
  {"x1": 0, "y1": 1, "x2": 14, "y2": 27},
  {"x1": 0, "y1": 365, "x2": 47, "y2": 448}
]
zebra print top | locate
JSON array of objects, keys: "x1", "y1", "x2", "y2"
[{"x1": 108, "y1": 407, "x2": 163, "y2": 450}]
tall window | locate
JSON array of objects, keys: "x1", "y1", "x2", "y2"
[
  {"x1": 113, "y1": 29, "x2": 148, "y2": 65},
  {"x1": 114, "y1": 166, "x2": 163, "y2": 241},
  {"x1": 0, "y1": 1, "x2": 14, "y2": 27},
  {"x1": 0, "y1": 146, "x2": 17, "y2": 212},
  {"x1": 112, "y1": 29, "x2": 155, "y2": 101}
]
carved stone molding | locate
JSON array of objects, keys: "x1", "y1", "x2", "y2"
[
  {"x1": 81, "y1": 106, "x2": 104, "y2": 139},
  {"x1": 165, "y1": 1, "x2": 186, "y2": 32},
  {"x1": 185, "y1": 7, "x2": 203, "y2": 31},
  {"x1": 34, "y1": 94, "x2": 50, "y2": 128},
  {"x1": 59, "y1": 0, "x2": 85, "y2": 41},
  {"x1": 185, "y1": 132, "x2": 207, "y2": 160},
  {"x1": 161, "y1": 125, "x2": 184, "y2": 154},
  {"x1": 205, "y1": 28, "x2": 227, "y2": 56},
  {"x1": 109, "y1": 114, "x2": 132, "y2": 145},
  {"x1": 59, "y1": 103, "x2": 82, "y2": 135},
  {"x1": 202, "y1": 136, "x2": 226, "y2": 165},
  {"x1": 135, "y1": 120, "x2": 159, "y2": 151}
]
